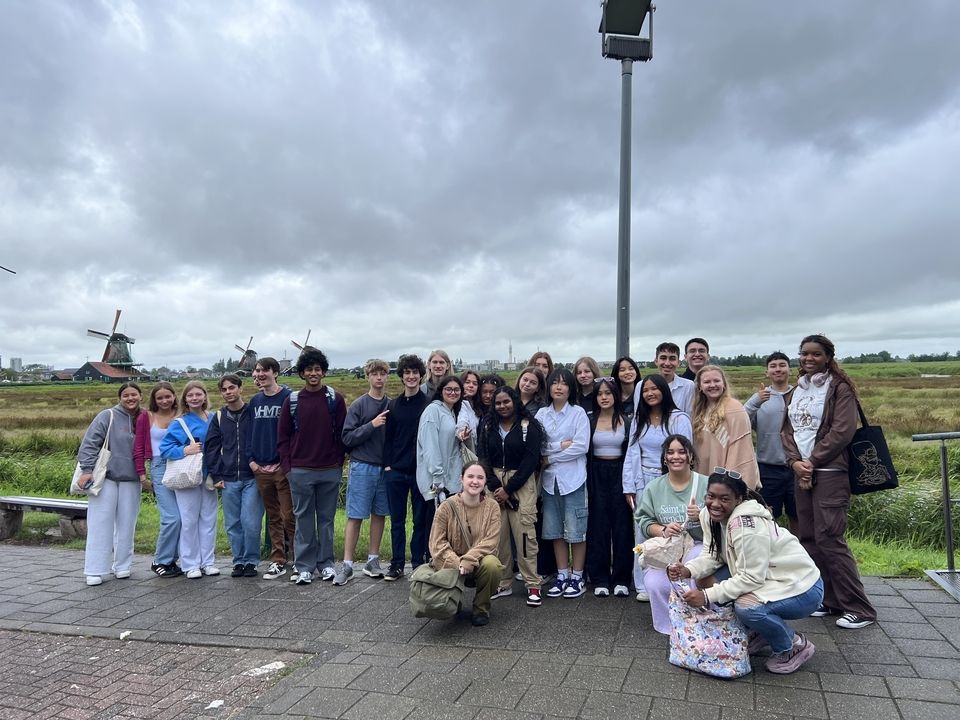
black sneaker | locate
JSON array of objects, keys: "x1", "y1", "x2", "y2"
[
  {"x1": 384, "y1": 566, "x2": 403, "y2": 582},
  {"x1": 243, "y1": 563, "x2": 258, "y2": 577},
  {"x1": 153, "y1": 563, "x2": 181, "y2": 578},
  {"x1": 810, "y1": 604, "x2": 837, "y2": 618},
  {"x1": 231, "y1": 564, "x2": 245, "y2": 578},
  {"x1": 836, "y1": 612, "x2": 875, "y2": 629},
  {"x1": 471, "y1": 614, "x2": 490, "y2": 627}
]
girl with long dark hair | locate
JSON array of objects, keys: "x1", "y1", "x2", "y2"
[
  {"x1": 584, "y1": 378, "x2": 633, "y2": 597},
  {"x1": 477, "y1": 386, "x2": 546, "y2": 607},
  {"x1": 635, "y1": 434, "x2": 707, "y2": 632},
  {"x1": 622, "y1": 374, "x2": 693, "y2": 599},
  {"x1": 134, "y1": 381, "x2": 182, "y2": 577},
  {"x1": 80, "y1": 382, "x2": 144, "y2": 586},
  {"x1": 781, "y1": 334, "x2": 877, "y2": 630},
  {"x1": 668, "y1": 470, "x2": 823, "y2": 675}
]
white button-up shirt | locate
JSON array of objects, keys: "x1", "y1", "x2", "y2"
[{"x1": 535, "y1": 402, "x2": 590, "y2": 495}]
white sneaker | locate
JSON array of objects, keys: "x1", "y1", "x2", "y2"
[
  {"x1": 186, "y1": 568, "x2": 202, "y2": 579},
  {"x1": 114, "y1": 569, "x2": 131, "y2": 579},
  {"x1": 319, "y1": 566, "x2": 335, "y2": 582},
  {"x1": 594, "y1": 587, "x2": 610, "y2": 597},
  {"x1": 201, "y1": 566, "x2": 220, "y2": 576},
  {"x1": 636, "y1": 591, "x2": 650, "y2": 602},
  {"x1": 86, "y1": 575, "x2": 102, "y2": 586},
  {"x1": 613, "y1": 585, "x2": 629, "y2": 597},
  {"x1": 294, "y1": 571, "x2": 313, "y2": 585}
]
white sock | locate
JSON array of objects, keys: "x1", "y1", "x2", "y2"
[
  {"x1": 343, "y1": 560, "x2": 354, "y2": 569},
  {"x1": 557, "y1": 568, "x2": 570, "y2": 580},
  {"x1": 367, "y1": 554, "x2": 378, "y2": 562}
]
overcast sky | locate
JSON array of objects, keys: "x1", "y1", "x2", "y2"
[{"x1": 2, "y1": 1, "x2": 959, "y2": 370}]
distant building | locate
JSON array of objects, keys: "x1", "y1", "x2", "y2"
[
  {"x1": 10, "y1": 357, "x2": 22, "y2": 373},
  {"x1": 73, "y1": 362, "x2": 147, "y2": 383},
  {"x1": 51, "y1": 370, "x2": 76, "y2": 381}
]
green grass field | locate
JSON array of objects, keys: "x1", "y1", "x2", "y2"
[{"x1": 2, "y1": 361, "x2": 959, "y2": 575}]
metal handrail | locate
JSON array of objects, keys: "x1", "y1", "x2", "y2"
[{"x1": 912, "y1": 431, "x2": 960, "y2": 571}]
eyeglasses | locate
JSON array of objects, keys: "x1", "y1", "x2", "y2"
[
  {"x1": 442, "y1": 387, "x2": 461, "y2": 393},
  {"x1": 712, "y1": 466, "x2": 742, "y2": 480}
]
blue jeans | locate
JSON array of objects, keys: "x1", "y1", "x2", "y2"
[
  {"x1": 735, "y1": 578, "x2": 824, "y2": 653},
  {"x1": 288, "y1": 467, "x2": 341, "y2": 574},
  {"x1": 385, "y1": 469, "x2": 429, "y2": 570},
  {"x1": 346, "y1": 461, "x2": 389, "y2": 519},
  {"x1": 221, "y1": 476, "x2": 265, "y2": 565},
  {"x1": 150, "y1": 457, "x2": 181, "y2": 566}
]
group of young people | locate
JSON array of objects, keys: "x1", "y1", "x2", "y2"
[{"x1": 76, "y1": 334, "x2": 876, "y2": 674}]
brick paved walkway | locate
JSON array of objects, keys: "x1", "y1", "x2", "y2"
[{"x1": 1, "y1": 546, "x2": 959, "y2": 719}]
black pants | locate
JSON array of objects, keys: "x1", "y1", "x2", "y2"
[{"x1": 585, "y1": 457, "x2": 633, "y2": 589}]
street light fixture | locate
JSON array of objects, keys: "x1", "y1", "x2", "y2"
[{"x1": 599, "y1": 0, "x2": 654, "y2": 359}]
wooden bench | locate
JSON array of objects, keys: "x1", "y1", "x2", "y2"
[{"x1": 0, "y1": 496, "x2": 89, "y2": 540}]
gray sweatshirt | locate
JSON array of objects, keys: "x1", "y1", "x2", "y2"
[
  {"x1": 743, "y1": 386, "x2": 792, "y2": 467},
  {"x1": 77, "y1": 405, "x2": 139, "y2": 482},
  {"x1": 341, "y1": 393, "x2": 389, "y2": 465}
]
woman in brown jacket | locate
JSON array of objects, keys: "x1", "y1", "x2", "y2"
[
  {"x1": 428, "y1": 462, "x2": 503, "y2": 626},
  {"x1": 781, "y1": 334, "x2": 876, "y2": 629}
]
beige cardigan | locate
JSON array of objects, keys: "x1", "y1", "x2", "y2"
[
  {"x1": 428, "y1": 493, "x2": 501, "y2": 573},
  {"x1": 695, "y1": 397, "x2": 761, "y2": 489}
]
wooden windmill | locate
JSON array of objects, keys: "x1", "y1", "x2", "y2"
[{"x1": 87, "y1": 309, "x2": 139, "y2": 369}]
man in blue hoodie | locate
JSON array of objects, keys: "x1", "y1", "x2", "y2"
[
  {"x1": 205, "y1": 374, "x2": 263, "y2": 578},
  {"x1": 246, "y1": 357, "x2": 294, "y2": 579}
]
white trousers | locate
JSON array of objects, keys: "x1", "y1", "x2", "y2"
[
  {"x1": 634, "y1": 523, "x2": 647, "y2": 592},
  {"x1": 84, "y1": 480, "x2": 142, "y2": 576},
  {"x1": 174, "y1": 486, "x2": 219, "y2": 572}
]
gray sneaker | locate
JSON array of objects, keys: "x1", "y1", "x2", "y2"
[
  {"x1": 362, "y1": 558, "x2": 385, "y2": 579},
  {"x1": 332, "y1": 564, "x2": 354, "y2": 586}
]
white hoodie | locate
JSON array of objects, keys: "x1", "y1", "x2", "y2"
[{"x1": 684, "y1": 499, "x2": 820, "y2": 605}]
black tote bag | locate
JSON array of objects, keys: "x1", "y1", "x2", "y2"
[{"x1": 848, "y1": 400, "x2": 899, "y2": 495}]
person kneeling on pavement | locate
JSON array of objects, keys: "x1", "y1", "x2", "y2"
[
  {"x1": 428, "y1": 462, "x2": 504, "y2": 626},
  {"x1": 667, "y1": 469, "x2": 824, "y2": 675}
]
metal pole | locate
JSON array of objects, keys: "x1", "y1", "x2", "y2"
[
  {"x1": 941, "y1": 440, "x2": 955, "y2": 571},
  {"x1": 615, "y1": 58, "x2": 633, "y2": 359}
]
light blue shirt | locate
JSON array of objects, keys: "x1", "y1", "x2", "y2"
[{"x1": 535, "y1": 402, "x2": 590, "y2": 495}]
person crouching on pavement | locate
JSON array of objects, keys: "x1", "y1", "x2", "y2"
[{"x1": 427, "y1": 462, "x2": 503, "y2": 626}]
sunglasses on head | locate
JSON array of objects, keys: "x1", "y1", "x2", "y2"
[
  {"x1": 593, "y1": 376, "x2": 615, "y2": 384},
  {"x1": 712, "y1": 466, "x2": 742, "y2": 480}
]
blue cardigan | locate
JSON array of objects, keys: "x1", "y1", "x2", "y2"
[{"x1": 159, "y1": 412, "x2": 210, "y2": 460}]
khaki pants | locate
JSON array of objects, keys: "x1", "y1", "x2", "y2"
[
  {"x1": 470, "y1": 554, "x2": 505, "y2": 617},
  {"x1": 493, "y1": 468, "x2": 541, "y2": 589}
]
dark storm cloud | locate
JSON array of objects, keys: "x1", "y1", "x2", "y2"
[{"x1": 1, "y1": 1, "x2": 959, "y2": 369}]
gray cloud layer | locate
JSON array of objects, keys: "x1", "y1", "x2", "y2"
[{"x1": 2, "y1": 1, "x2": 959, "y2": 369}]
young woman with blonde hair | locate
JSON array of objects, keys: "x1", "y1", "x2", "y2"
[
  {"x1": 691, "y1": 365, "x2": 760, "y2": 490},
  {"x1": 160, "y1": 380, "x2": 220, "y2": 579}
]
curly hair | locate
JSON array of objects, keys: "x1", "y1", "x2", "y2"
[{"x1": 296, "y1": 346, "x2": 329, "y2": 375}]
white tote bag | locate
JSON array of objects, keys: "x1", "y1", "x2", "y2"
[
  {"x1": 69, "y1": 410, "x2": 114, "y2": 496},
  {"x1": 161, "y1": 418, "x2": 205, "y2": 490}
]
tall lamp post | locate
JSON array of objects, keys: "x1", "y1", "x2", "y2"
[{"x1": 599, "y1": 0, "x2": 654, "y2": 359}]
